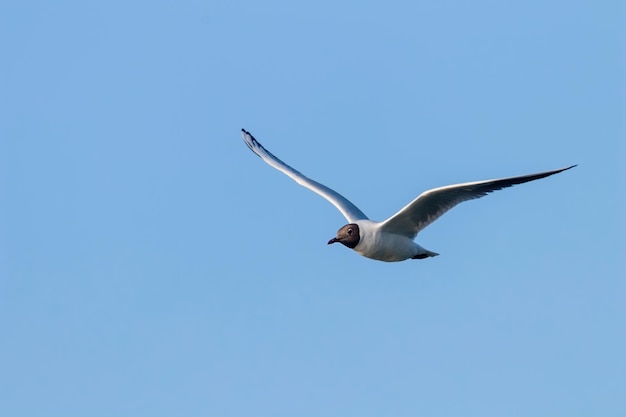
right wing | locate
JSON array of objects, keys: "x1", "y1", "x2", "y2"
[
  {"x1": 241, "y1": 129, "x2": 368, "y2": 223},
  {"x1": 380, "y1": 165, "x2": 576, "y2": 239}
]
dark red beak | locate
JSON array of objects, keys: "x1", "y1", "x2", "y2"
[{"x1": 327, "y1": 237, "x2": 339, "y2": 245}]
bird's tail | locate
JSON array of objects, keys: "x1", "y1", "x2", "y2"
[{"x1": 412, "y1": 247, "x2": 440, "y2": 260}]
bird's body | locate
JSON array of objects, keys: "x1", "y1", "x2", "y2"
[
  {"x1": 241, "y1": 128, "x2": 575, "y2": 262},
  {"x1": 350, "y1": 220, "x2": 437, "y2": 262}
]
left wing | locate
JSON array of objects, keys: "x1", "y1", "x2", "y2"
[{"x1": 241, "y1": 129, "x2": 369, "y2": 223}]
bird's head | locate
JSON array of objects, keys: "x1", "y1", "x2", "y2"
[{"x1": 327, "y1": 223, "x2": 360, "y2": 249}]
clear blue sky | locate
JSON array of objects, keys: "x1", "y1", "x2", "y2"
[{"x1": 1, "y1": 1, "x2": 624, "y2": 416}]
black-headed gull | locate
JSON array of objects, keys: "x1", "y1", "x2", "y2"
[{"x1": 241, "y1": 129, "x2": 575, "y2": 262}]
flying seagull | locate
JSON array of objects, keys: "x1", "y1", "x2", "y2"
[{"x1": 241, "y1": 128, "x2": 575, "y2": 262}]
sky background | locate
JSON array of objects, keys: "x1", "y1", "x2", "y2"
[{"x1": 1, "y1": 0, "x2": 624, "y2": 416}]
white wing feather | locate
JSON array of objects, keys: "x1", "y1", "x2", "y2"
[
  {"x1": 381, "y1": 165, "x2": 576, "y2": 238},
  {"x1": 241, "y1": 129, "x2": 368, "y2": 223}
]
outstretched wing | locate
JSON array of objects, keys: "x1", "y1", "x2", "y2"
[
  {"x1": 380, "y1": 165, "x2": 576, "y2": 238},
  {"x1": 241, "y1": 129, "x2": 368, "y2": 223}
]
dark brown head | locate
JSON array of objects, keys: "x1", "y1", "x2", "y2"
[{"x1": 327, "y1": 223, "x2": 360, "y2": 249}]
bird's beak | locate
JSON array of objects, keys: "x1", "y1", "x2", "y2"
[{"x1": 327, "y1": 237, "x2": 339, "y2": 245}]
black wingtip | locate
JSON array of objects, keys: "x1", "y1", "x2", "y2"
[
  {"x1": 241, "y1": 128, "x2": 255, "y2": 140},
  {"x1": 241, "y1": 128, "x2": 257, "y2": 144},
  {"x1": 240, "y1": 128, "x2": 265, "y2": 158}
]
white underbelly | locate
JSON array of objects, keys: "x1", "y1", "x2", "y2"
[{"x1": 354, "y1": 230, "x2": 417, "y2": 262}]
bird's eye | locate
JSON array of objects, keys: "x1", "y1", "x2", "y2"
[{"x1": 347, "y1": 228, "x2": 353, "y2": 235}]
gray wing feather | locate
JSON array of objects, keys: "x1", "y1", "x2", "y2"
[
  {"x1": 380, "y1": 165, "x2": 576, "y2": 238},
  {"x1": 241, "y1": 129, "x2": 368, "y2": 223}
]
